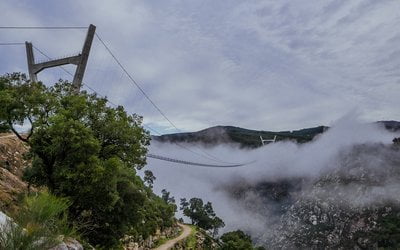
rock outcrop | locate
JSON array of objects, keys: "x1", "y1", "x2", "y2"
[
  {"x1": 219, "y1": 141, "x2": 400, "y2": 249},
  {"x1": 271, "y1": 143, "x2": 400, "y2": 249},
  {"x1": 0, "y1": 135, "x2": 84, "y2": 250},
  {"x1": 50, "y1": 238, "x2": 84, "y2": 250},
  {"x1": 122, "y1": 225, "x2": 181, "y2": 250},
  {"x1": 0, "y1": 133, "x2": 30, "y2": 213}
]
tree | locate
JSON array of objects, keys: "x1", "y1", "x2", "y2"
[
  {"x1": 0, "y1": 73, "x2": 49, "y2": 142},
  {"x1": 180, "y1": 198, "x2": 189, "y2": 211},
  {"x1": 180, "y1": 197, "x2": 225, "y2": 234},
  {"x1": 0, "y1": 73, "x2": 158, "y2": 247},
  {"x1": 144, "y1": 170, "x2": 156, "y2": 188},
  {"x1": 161, "y1": 189, "x2": 175, "y2": 204},
  {"x1": 212, "y1": 216, "x2": 225, "y2": 237},
  {"x1": 219, "y1": 230, "x2": 254, "y2": 250}
]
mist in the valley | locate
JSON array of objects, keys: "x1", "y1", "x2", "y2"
[{"x1": 143, "y1": 117, "x2": 400, "y2": 242}]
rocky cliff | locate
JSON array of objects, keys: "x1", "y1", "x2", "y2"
[
  {"x1": 271, "y1": 143, "x2": 400, "y2": 249},
  {"x1": 220, "y1": 141, "x2": 400, "y2": 249},
  {"x1": 0, "y1": 133, "x2": 30, "y2": 213}
]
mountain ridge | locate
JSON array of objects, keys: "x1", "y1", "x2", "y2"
[{"x1": 153, "y1": 120, "x2": 400, "y2": 148}]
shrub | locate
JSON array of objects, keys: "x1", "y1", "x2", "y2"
[
  {"x1": 0, "y1": 191, "x2": 75, "y2": 250},
  {"x1": 219, "y1": 230, "x2": 259, "y2": 250}
]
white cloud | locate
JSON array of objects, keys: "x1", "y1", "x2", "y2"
[
  {"x1": 145, "y1": 117, "x2": 400, "y2": 236},
  {"x1": 0, "y1": 0, "x2": 399, "y2": 132}
]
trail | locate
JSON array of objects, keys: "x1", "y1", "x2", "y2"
[{"x1": 154, "y1": 223, "x2": 192, "y2": 250}]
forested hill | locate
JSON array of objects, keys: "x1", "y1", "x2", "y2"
[
  {"x1": 153, "y1": 121, "x2": 400, "y2": 148},
  {"x1": 380, "y1": 120, "x2": 400, "y2": 131}
]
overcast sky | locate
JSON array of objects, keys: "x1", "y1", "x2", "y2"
[{"x1": 0, "y1": 0, "x2": 399, "y2": 134}]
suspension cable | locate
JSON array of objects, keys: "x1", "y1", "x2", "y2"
[{"x1": 0, "y1": 26, "x2": 87, "y2": 30}]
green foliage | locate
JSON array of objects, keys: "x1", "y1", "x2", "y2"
[
  {"x1": 16, "y1": 191, "x2": 73, "y2": 236},
  {"x1": 157, "y1": 125, "x2": 326, "y2": 148},
  {"x1": 161, "y1": 189, "x2": 176, "y2": 204},
  {"x1": 0, "y1": 191, "x2": 75, "y2": 250},
  {"x1": 144, "y1": 170, "x2": 156, "y2": 188},
  {"x1": 0, "y1": 73, "x2": 50, "y2": 141},
  {"x1": 185, "y1": 225, "x2": 198, "y2": 249},
  {"x1": 211, "y1": 216, "x2": 225, "y2": 237},
  {"x1": 180, "y1": 197, "x2": 225, "y2": 235},
  {"x1": 219, "y1": 230, "x2": 256, "y2": 250},
  {"x1": 224, "y1": 125, "x2": 325, "y2": 146},
  {"x1": 372, "y1": 209, "x2": 400, "y2": 248},
  {"x1": 135, "y1": 189, "x2": 177, "y2": 240},
  {"x1": 181, "y1": 225, "x2": 220, "y2": 249},
  {"x1": 0, "y1": 124, "x2": 9, "y2": 132},
  {"x1": 0, "y1": 73, "x2": 175, "y2": 248}
]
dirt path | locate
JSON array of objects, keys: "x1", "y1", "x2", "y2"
[{"x1": 154, "y1": 223, "x2": 192, "y2": 250}]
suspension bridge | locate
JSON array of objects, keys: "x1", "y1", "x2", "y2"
[{"x1": 0, "y1": 24, "x2": 252, "y2": 168}]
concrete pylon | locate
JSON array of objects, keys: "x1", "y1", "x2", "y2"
[{"x1": 25, "y1": 24, "x2": 96, "y2": 93}]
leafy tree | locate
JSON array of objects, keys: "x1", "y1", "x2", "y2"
[
  {"x1": 0, "y1": 73, "x2": 49, "y2": 141},
  {"x1": 371, "y1": 207, "x2": 400, "y2": 248},
  {"x1": 136, "y1": 190, "x2": 177, "y2": 239},
  {"x1": 0, "y1": 73, "x2": 177, "y2": 247},
  {"x1": 212, "y1": 216, "x2": 225, "y2": 237},
  {"x1": 161, "y1": 189, "x2": 176, "y2": 204},
  {"x1": 180, "y1": 197, "x2": 224, "y2": 234},
  {"x1": 144, "y1": 170, "x2": 156, "y2": 188},
  {"x1": 180, "y1": 198, "x2": 189, "y2": 211},
  {"x1": 219, "y1": 230, "x2": 255, "y2": 250}
]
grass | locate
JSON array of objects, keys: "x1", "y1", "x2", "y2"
[
  {"x1": 185, "y1": 225, "x2": 198, "y2": 249},
  {"x1": 0, "y1": 191, "x2": 77, "y2": 250},
  {"x1": 154, "y1": 236, "x2": 168, "y2": 247}
]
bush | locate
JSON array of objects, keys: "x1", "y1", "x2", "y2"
[
  {"x1": 0, "y1": 191, "x2": 75, "y2": 250},
  {"x1": 219, "y1": 230, "x2": 260, "y2": 250},
  {"x1": 180, "y1": 197, "x2": 225, "y2": 235}
]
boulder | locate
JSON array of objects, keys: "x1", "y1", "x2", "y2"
[{"x1": 50, "y1": 238, "x2": 83, "y2": 250}]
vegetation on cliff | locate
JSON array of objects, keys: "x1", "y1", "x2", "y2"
[
  {"x1": 180, "y1": 197, "x2": 225, "y2": 237},
  {"x1": 0, "y1": 72, "x2": 176, "y2": 248},
  {"x1": 0, "y1": 191, "x2": 75, "y2": 249},
  {"x1": 220, "y1": 230, "x2": 265, "y2": 250},
  {"x1": 154, "y1": 125, "x2": 327, "y2": 147}
]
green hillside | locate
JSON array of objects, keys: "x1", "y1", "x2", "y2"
[
  {"x1": 154, "y1": 121, "x2": 400, "y2": 148},
  {"x1": 154, "y1": 125, "x2": 327, "y2": 148}
]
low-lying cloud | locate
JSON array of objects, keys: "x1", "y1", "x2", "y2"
[{"x1": 144, "y1": 118, "x2": 400, "y2": 243}]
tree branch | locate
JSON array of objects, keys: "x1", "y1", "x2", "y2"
[
  {"x1": 8, "y1": 121, "x2": 28, "y2": 143},
  {"x1": 26, "y1": 116, "x2": 34, "y2": 141}
]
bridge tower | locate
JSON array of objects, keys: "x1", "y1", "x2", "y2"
[{"x1": 25, "y1": 24, "x2": 96, "y2": 92}]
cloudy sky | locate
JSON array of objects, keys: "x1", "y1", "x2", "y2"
[{"x1": 0, "y1": 0, "x2": 399, "y2": 133}]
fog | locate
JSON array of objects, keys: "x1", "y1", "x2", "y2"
[{"x1": 143, "y1": 117, "x2": 399, "y2": 240}]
